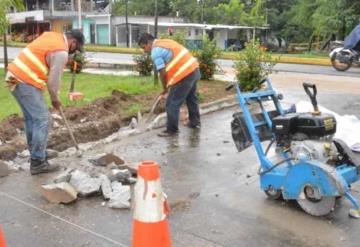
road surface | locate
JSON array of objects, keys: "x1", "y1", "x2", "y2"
[{"x1": 1, "y1": 46, "x2": 360, "y2": 77}]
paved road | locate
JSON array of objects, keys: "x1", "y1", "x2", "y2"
[
  {"x1": 1, "y1": 72, "x2": 360, "y2": 246},
  {"x1": 2, "y1": 46, "x2": 360, "y2": 77}
]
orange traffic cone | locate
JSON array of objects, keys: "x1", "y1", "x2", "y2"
[
  {"x1": 132, "y1": 161, "x2": 171, "y2": 247},
  {"x1": 0, "y1": 226, "x2": 6, "y2": 247}
]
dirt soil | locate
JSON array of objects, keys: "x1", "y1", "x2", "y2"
[{"x1": 0, "y1": 80, "x2": 232, "y2": 160}]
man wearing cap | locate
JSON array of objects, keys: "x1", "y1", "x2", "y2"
[
  {"x1": 138, "y1": 33, "x2": 201, "y2": 137},
  {"x1": 6, "y1": 30, "x2": 85, "y2": 175}
]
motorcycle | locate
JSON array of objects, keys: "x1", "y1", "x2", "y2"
[{"x1": 329, "y1": 46, "x2": 360, "y2": 71}]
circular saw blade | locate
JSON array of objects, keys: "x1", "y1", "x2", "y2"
[{"x1": 297, "y1": 197, "x2": 335, "y2": 216}]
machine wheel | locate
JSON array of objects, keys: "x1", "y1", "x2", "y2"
[
  {"x1": 331, "y1": 52, "x2": 352, "y2": 71},
  {"x1": 264, "y1": 187, "x2": 282, "y2": 200},
  {"x1": 297, "y1": 185, "x2": 336, "y2": 216}
]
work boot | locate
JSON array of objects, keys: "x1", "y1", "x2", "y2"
[
  {"x1": 157, "y1": 130, "x2": 178, "y2": 137},
  {"x1": 30, "y1": 159, "x2": 60, "y2": 175}
]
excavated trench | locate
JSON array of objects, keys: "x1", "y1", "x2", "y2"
[{"x1": 0, "y1": 81, "x2": 231, "y2": 160}]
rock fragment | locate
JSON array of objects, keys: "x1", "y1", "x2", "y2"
[
  {"x1": 18, "y1": 150, "x2": 30, "y2": 158},
  {"x1": 108, "y1": 182, "x2": 131, "y2": 209},
  {"x1": 108, "y1": 169, "x2": 131, "y2": 183},
  {"x1": 53, "y1": 168, "x2": 73, "y2": 183},
  {"x1": 69, "y1": 170, "x2": 101, "y2": 197},
  {"x1": 40, "y1": 182, "x2": 77, "y2": 204},
  {"x1": 99, "y1": 174, "x2": 112, "y2": 200},
  {"x1": 88, "y1": 153, "x2": 125, "y2": 167}
]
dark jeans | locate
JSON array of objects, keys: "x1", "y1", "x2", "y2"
[
  {"x1": 11, "y1": 83, "x2": 50, "y2": 161},
  {"x1": 166, "y1": 68, "x2": 201, "y2": 133}
]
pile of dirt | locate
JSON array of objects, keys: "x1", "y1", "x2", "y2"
[{"x1": 0, "y1": 81, "x2": 231, "y2": 159}]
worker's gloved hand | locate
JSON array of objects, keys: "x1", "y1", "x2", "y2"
[{"x1": 51, "y1": 99, "x2": 62, "y2": 111}]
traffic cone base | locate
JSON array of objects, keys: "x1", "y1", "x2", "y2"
[
  {"x1": 0, "y1": 226, "x2": 6, "y2": 247},
  {"x1": 132, "y1": 220, "x2": 171, "y2": 247}
]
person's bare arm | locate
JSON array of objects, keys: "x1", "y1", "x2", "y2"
[
  {"x1": 158, "y1": 68, "x2": 167, "y2": 95},
  {"x1": 46, "y1": 51, "x2": 68, "y2": 109}
]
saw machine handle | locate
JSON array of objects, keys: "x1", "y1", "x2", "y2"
[
  {"x1": 225, "y1": 82, "x2": 236, "y2": 91},
  {"x1": 303, "y1": 82, "x2": 320, "y2": 114}
]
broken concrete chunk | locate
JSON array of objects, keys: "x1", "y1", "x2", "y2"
[
  {"x1": 88, "y1": 153, "x2": 125, "y2": 167},
  {"x1": 108, "y1": 182, "x2": 131, "y2": 209},
  {"x1": 18, "y1": 150, "x2": 30, "y2": 158},
  {"x1": 70, "y1": 178, "x2": 102, "y2": 197},
  {"x1": 108, "y1": 169, "x2": 131, "y2": 183},
  {"x1": 0, "y1": 161, "x2": 10, "y2": 178},
  {"x1": 69, "y1": 170, "x2": 101, "y2": 197},
  {"x1": 51, "y1": 113, "x2": 62, "y2": 120},
  {"x1": 129, "y1": 117, "x2": 138, "y2": 129},
  {"x1": 117, "y1": 165, "x2": 138, "y2": 177},
  {"x1": 53, "y1": 168, "x2": 74, "y2": 183},
  {"x1": 99, "y1": 174, "x2": 112, "y2": 200},
  {"x1": 40, "y1": 182, "x2": 77, "y2": 204},
  {"x1": 107, "y1": 162, "x2": 118, "y2": 169}
]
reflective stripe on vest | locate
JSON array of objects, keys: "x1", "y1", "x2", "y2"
[
  {"x1": 22, "y1": 47, "x2": 49, "y2": 75},
  {"x1": 165, "y1": 48, "x2": 188, "y2": 73},
  {"x1": 13, "y1": 57, "x2": 47, "y2": 86},
  {"x1": 167, "y1": 57, "x2": 197, "y2": 86}
]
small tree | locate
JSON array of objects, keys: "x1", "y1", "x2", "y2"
[
  {"x1": 234, "y1": 42, "x2": 276, "y2": 91},
  {"x1": 194, "y1": 35, "x2": 220, "y2": 80},
  {"x1": 0, "y1": 0, "x2": 24, "y2": 72},
  {"x1": 133, "y1": 53, "x2": 153, "y2": 76}
]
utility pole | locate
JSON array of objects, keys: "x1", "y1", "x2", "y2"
[
  {"x1": 78, "y1": 0, "x2": 82, "y2": 30},
  {"x1": 154, "y1": 0, "x2": 158, "y2": 38},
  {"x1": 153, "y1": 0, "x2": 159, "y2": 85},
  {"x1": 125, "y1": 0, "x2": 129, "y2": 47},
  {"x1": 197, "y1": 0, "x2": 204, "y2": 23}
]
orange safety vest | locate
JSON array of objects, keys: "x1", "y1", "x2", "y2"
[
  {"x1": 153, "y1": 39, "x2": 199, "y2": 87},
  {"x1": 8, "y1": 32, "x2": 68, "y2": 90}
]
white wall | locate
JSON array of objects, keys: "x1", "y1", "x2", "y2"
[
  {"x1": 7, "y1": 10, "x2": 44, "y2": 24},
  {"x1": 215, "y1": 29, "x2": 228, "y2": 49}
]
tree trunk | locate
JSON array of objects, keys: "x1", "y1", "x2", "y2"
[
  {"x1": 308, "y1": 35, "x2": 314, "y2": 52},
  {"x1": 3, "y1": 33, "x2": 8, "y2": 74},
  {"x1": 125, "y1": 0, "x2": 129, "y2": 47}
]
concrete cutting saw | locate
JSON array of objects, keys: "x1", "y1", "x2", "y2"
[{"x1": 227, "y1": 78, "x2": 360, "y2": 218}]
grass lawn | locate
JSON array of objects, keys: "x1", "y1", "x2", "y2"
[{"x1": 0, "y1": 69, "x2": 161, "y2": 120}]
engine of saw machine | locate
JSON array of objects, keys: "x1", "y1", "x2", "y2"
[
  {"x1": 272, "y1": 82, "x2": 338, "y2": 163},
  {"x1": 272, "y1": 112, "x2": 337, "y2": 163}
]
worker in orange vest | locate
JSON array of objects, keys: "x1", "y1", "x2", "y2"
[
  {"x1": 6, "y1": 30, "x2": 85, "y2": 175},
  {"x1": 138, "y1": 33, "x2": 201, "y2": 137}
]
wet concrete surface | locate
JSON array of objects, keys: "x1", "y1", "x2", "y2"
[{"x1": 1, "y1": 73, "x2": 360, "y2": 247}]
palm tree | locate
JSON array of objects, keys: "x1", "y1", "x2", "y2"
[{"x1": 0, "y1": 0, "x2": 24, "y2": 73}]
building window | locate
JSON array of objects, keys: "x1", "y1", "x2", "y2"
[
  {"x1": 195, "y1": 29, "x2": 199, "y2": 36},
  {"x1": 188, "y1": 30, "x2": 191, "y2": 37}
]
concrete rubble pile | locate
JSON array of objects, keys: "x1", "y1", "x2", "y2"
[{"x1": 39, "y1": 153, "x2": 137, "y2": 209}]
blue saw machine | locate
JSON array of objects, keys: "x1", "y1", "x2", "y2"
[{"x1": 228, "y1": 78, "x2": 360, "y2": 218}]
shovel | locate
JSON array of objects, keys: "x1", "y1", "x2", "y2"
[
  {"x1": 59, "y1": 106, "x2": 82, "y2": 157},
  {"x1": 137, "y1": 95, "x2": 162, "y2": 130}
]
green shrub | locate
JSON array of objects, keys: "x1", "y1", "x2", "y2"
[
  {"x1": 68, "y1": 51, "x2": 86, "y2": 73},
  {"x1": 159, "y1": 31, "x2": 186, "y2": 46},
  {"x1": 133, "y1": 53, "x2": 153, "y2": 76},
  {"x1": 234, "y1": 42, "x2": 276, "y2": 91},
  {"x1": 194, "y1": 35, "x2": 221, "y2": 80}
]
